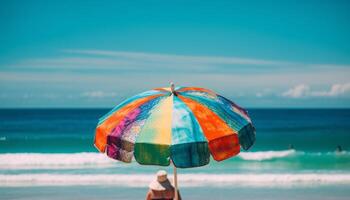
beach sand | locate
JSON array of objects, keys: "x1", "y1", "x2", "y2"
[{"x1": 1, "y1": 185, "x2": 350, "y2": 200}]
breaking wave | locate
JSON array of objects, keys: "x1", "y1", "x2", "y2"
[
  {"x1": 0, "y1": 151, "x2": 349, "y2": 169},
  {"x1": 0, "y1": 153, "x2": 116, "y2": 169},
  {"x1": 1, "y1": 173, "x2": 350, "y2": 187},
  {"x1": 238, "y1": 150, "x2": 296, "y2": 161}
]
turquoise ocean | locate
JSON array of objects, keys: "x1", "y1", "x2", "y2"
[{"x1": 1, "y1": 109, "x2": 350, "y2": 200}]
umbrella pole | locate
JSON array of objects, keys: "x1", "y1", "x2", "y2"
[{"x1": 173, "y1": 164, "x2": 178, "y2": 200}]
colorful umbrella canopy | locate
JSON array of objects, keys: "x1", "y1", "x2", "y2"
[{"x1": 94, "y1": 85, "x2": 256, "y2": 168}]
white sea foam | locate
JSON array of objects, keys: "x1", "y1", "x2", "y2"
[
  {"x1": 0, "y1": 150, "x2": 347, "y2": 170},
  {"x1": 239, "y1": 150, "x2": 295, "y2": 161},
  {"x1": 0, "y1": 153, "x2": 117, "y2": 169},
  {"x1": 0, "y1": 173, "x2": 350, "y2": 187}
]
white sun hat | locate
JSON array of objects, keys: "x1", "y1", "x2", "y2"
[{"x1": 149, "y1": 170, "x2": 174, "y2": 191}]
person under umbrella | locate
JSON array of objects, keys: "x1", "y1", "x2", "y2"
[{"x1": 146, "y1": 170, "x2": 181, "y2": 200}]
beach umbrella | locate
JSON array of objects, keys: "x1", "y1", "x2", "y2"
[{"x1": 94, "y1": 83, "x2": 256, "y2": 199}]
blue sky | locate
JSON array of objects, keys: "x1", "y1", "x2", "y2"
[{"x1": 0, "y1": 0, "x2": 350, "y2": 108}]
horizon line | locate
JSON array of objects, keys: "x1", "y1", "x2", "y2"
[{"x1": 0, "y1": 107, "x2": 349, "y2": 110}]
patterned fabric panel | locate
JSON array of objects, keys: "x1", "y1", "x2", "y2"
[
  {"x1": 170, "y1": 96, "x2": 209, "y2": 168},
  {"x1": 180, "y1": 92, "x2": 249, "y2": 132},
  {"x1": 106, "y1": 97, "x2": 164, "y2": 162},
  {"x1": 94, "y1": 94, "x2": 163, "y2": 152},
  {"x1": 177, "y1": 87, "x2": 216, "y2": 96},
  {"x1": 170, "y1": 142, "x2": 210, "y2": 168},
  {"x1": 216, "y1": 95, "x2": 255, "y2": 149},
  {"x1": 106, "y1": 141, "x2": 134, "y2": 163},
  {"x1": 179, "y1": 90, "x2": 217, "y2": 100},
  {"x1": 134, "y1": 143, "x2": 170, "y2": 166},
  {"x1": 98, "y1": 90, "x2": 168, "y2": 125},
  {"x1": 238, "y1": 123, "x2": 256, "y2": 150},
  {"x1": 171, "y1": 96, "x2": 207, "y2": 144},
  {"x1": 134, "y1": 96, "x2": 173, "y2": 166},
  {"x1": 209, "y1": 134, "x2": 240, "y2": 161},
  {"x1": 217, "y1": 95, "x2": 251, "y2": 123},
  {"x1": 178, "y1": 95, "x2": 240, "y2": 161}
]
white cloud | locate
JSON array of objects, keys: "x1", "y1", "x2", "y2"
[
  {"x1": 255, "y1": 92, "x2": 263, "y2": 98},
  {"x1": 22, "y1": 57, "x2": 136, "y2": 68},
  {"x1": 282, "y1": 84, "x2": 310, "y2": 98},
  {"x1": 64, "y1": 49, "x2": 289, "y2": 66},
  {"x1": 4, "y1": 49, "x2": 350, "y2": 76},
  {"x1": 255, "y1": 88, "x2": 273, "y2": 98},
  {"x1": 282, "y1": 83, "x2": 350, "y2": 98},
  {"x1": 2, "y1": 49, "x2": 350, "y2": 107},
  {"x1": 0, "y1": 93, "x2": 62, "y2": 100},
  {"x1": 81, "y1": 91, "x2": 117, "y2": 98},
  {"x1": 64, "y1": 49, "x2": 350, "y2": 69},
  {"x1": 311, "y1": 83, "x2": 350, "y2": 97}
]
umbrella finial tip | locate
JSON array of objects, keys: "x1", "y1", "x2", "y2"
[{"x1": 170, "y1": 82, "x2": 176, "y2": 95}]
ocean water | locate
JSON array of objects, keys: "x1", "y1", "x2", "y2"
[{"x1": 0, "y1": 109, "x2": 350, "y2": 200}]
